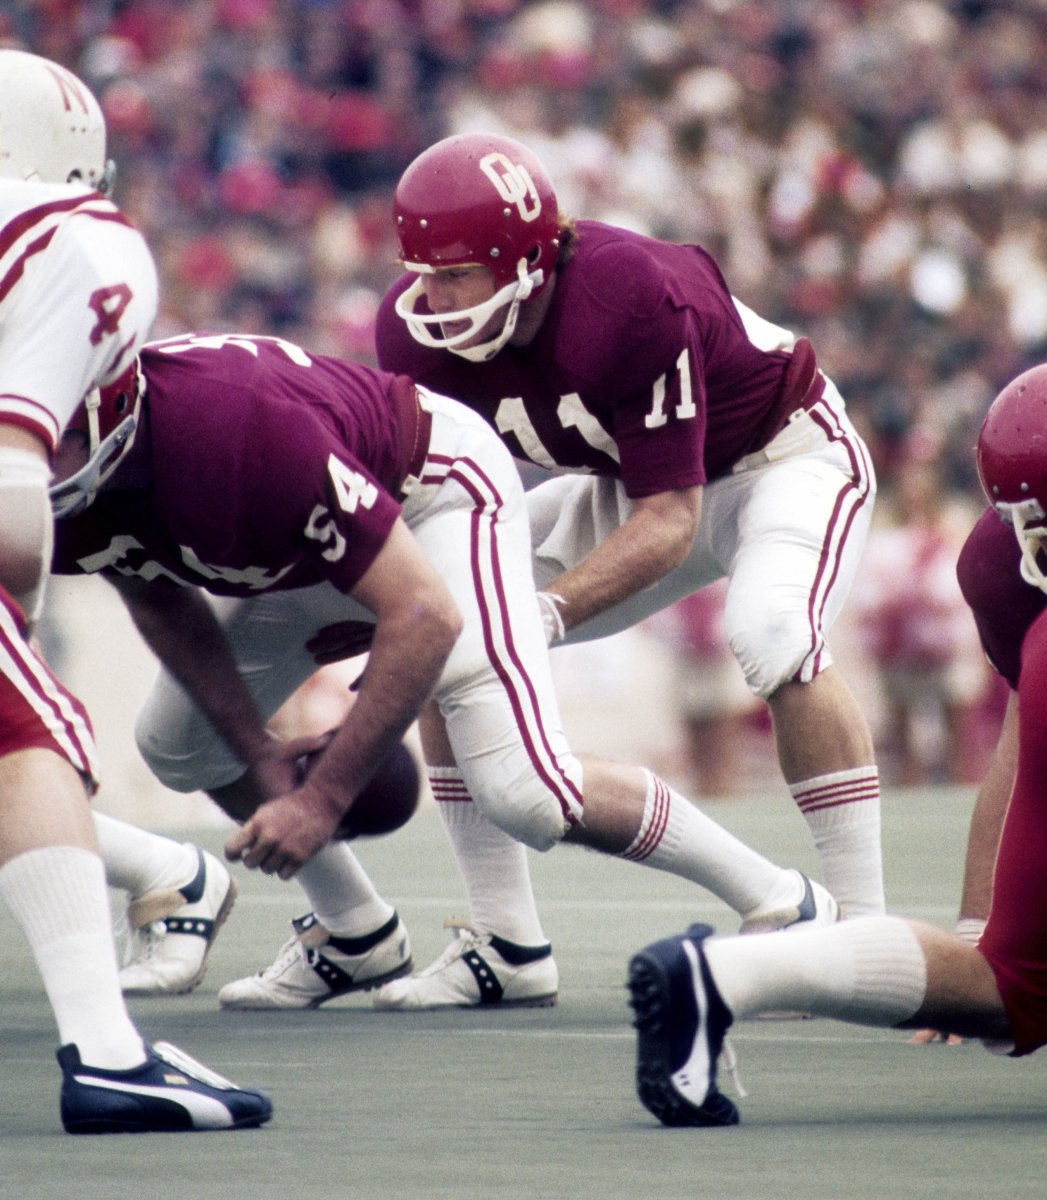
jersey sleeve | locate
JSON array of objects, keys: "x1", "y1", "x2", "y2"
[
  {"x1": 0, "y1": 197, "x2": 157, "y2": 451},
  {"x1": 608, "y1": 305, "x2": 708, "y2": 498},
  {"x1": 312, "y1": 445, "x2": 403, "y2": 592},
  {"x1": 375, "y1": 277, "x2": 417, "y2": 374},
  {"x1": 574, "y1": 244, "x2": 707, "y2": 498}
]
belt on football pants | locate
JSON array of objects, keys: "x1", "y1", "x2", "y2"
[{"x1": 392, "y1": 379, "x2": 434, "y2": 500}]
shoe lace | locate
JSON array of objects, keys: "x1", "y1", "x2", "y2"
[
  {"x1": 152, "y1": 1041, "x2": 237, "y2": 1090},
  {"x1": 414, "y1": 919, "x2": 483, "y2": 978},
  {"x1": 720, "y1": 1036, "x2": 748, "y2": 1099},
  {"x1": 260, "y1": 934, "x2": 309, "y2": 980},
  {"x1": 120, "y1": 920, "x2": 168, "y2": 968}
]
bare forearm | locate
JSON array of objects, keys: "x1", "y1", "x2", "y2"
[
  {"x1": 545, "y1": 487, "x2": 700, "y2": 634},
  {"x1": 959, "y1": 690, "x2": 1018, "y2": 920},
  {"x1": 224, "y1": 518, "x2": 462, "y2": 877},
  {"x1": 112, "y1": 578, "x2": 271, "y2": 765},
  {"x1": 301, "y1": 608, "x2": 454, "y2": 820},
  {"x1": 225, "y1": 589, "x2": 459, "y2": 877}
]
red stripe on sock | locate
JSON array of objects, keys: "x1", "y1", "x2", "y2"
[
  {"x1": 794, "y1": 776, "x2": 879, "y2": 814},
  {"x1": 621, "y1": 777, "x2": 671, "y2": 862},
  {"x1": 429, "y1": 778, "x2": 471, "y2": 803}
]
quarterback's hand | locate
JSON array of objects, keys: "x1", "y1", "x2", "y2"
[
  {"x1": 907, "y1": 917, "x2": 985, "y2": 1046},
  {"x1": 225, "y1": 785, "x2": 342, "y2": 880},
  {"x1": 305, "y1": 620, "x2": 375, "y2": 665},
  {"x1": 907, "y1": 1028, "x2": 964, "y2": 1046}
]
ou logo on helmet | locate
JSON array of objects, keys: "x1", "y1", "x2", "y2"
[{"x1": 479, "y1": 152, "x2": 542, "y2": 223}]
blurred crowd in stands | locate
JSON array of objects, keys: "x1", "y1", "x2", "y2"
[{"x1": 11, "y1": 0, "x2": 1040, "y2": 789}]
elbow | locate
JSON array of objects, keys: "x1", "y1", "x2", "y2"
[
  {"x1": 665, "y1": 523, "x2": 696, "y2": 573},
  {"x1": 661, "y1": 507, "x2": 700, "y2": 574},
  {"x1": 437, "y1": 599, "x2": 464, "y2": 656},
  {"x1": 411, "y1": 591, "x2": 463, "y2": 661},
  {"x1": 638, "y1": 487, "x2": 701, "y2": 578}
]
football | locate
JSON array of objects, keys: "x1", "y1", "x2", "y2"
[{"x1": 298, "y1": 737, "x2": 421, "y2": 839}]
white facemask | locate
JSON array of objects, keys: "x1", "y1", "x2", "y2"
[
  {"x1": 995, "y1": 496, "x2": 1047, "y2": 592},
  {"x1": 395, "y1": 259, "x2": 542, "y2": 363}
]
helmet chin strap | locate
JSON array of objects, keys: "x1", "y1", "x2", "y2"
[
  {"x1": 1017, "y1": 525, "x2": 1047, "y2": 591},
  {"x1": 49, "y1": 365, "x2": 145, "y2": 518},
  {"x1": 49, "y1": 413, "x2": 138, "y2": 518},
  {"x1": 396, "y1": 259, "x2": 542, "y2": 362},
  {"x1": 97, "y1": 158, "x2": 116, "y2": 196},
  {"x1": 997, "y1": 497, "x2": 1047, "y2": 593}
]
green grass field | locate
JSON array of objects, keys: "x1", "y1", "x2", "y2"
[{"x1": 2, "y1": 786, "x2": 1045, "y2": 1199}]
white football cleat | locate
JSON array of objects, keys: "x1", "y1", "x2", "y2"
[
  {"x1": 372, "y1": 919, "x2": 559, "y2": 1011},
  {"x1": 119, "y1": 847, "x2": 237, "y2": 995},
  {"x1": 739, "y1": 870, "x2": 839, "y2": 935},
  {"x1": 218, "y1": 911, "x2": 412, "y2": 1010}
]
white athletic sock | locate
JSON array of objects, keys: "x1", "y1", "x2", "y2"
[
  {"x1": 790, "y1": 767, "x2": 885, "y2": 918},
  {"x1": 430, "y1": 766, "x2": 548, "y2": 946},
  {"x1": 93, "y1": 811, "x2": 199, "y2": 897},
  {"x1": 705, "y1": 915, "x2": 926, "y2": 1025},
  {"x1": 0, "y1": 847, "x2": 145, "y2": 1068},
  {"x1": 297, "y1": 841, "x2": 395, "y2": 935},
  {"x1": 620, "y1": 771, "x2": 802, "y2": 920}
]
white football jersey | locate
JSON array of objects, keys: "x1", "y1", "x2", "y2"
[{"x1": 0, "y1": 179, "x2": 158, "y2": 451}]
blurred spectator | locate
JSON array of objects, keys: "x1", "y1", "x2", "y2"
[
  {"x1": 2, "y1": 0, "x2": 1040, "y2": 466},
  {"x1": 641, "y1": 582, "x2": 767, "y2": 799},
  {"x1": 849, "y1": 431, "x2": 1000, "y2": 785}
]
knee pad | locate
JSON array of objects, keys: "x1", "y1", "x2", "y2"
[
  {"x1": 460, "y1": 743, "x2": 583, "y2": 852},
  {"x1": 726, "y1": 596, "x2": 830, "y2": 700},
  {"x1": 135, "y1": 690, "x2": 245, "y2": 792}
]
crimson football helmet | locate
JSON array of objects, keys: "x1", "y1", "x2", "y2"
[
  {"x1": 392, "y1": 132, "x2": 561, "y2": 361},
  {"x1": 0, "y1": 49, "x2": 114, "y2": 193},
  {"x1": 50, "y1": 361, "x2": 143, "y2": 518},
  {"x1": 976, "y1": 364, "x2": 1047, "y2": 592}
]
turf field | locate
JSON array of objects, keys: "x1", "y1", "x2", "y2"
[{"x1": 3, "y1": 786, "x2": 1045, "y2": 1199}]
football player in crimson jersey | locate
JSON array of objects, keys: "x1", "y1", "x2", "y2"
[
  {"x1": 625, "y1": 367, "x2": 1047, "y2": 1129},
  {"x1": 912, "y1": 364, "x2": 1047, "y2": 1045},
  {"x1": 0, "y1": 49, "x2": 271, "y2": 1133},
  {"x1": 51, "y1": 331, "x2": 838, "y2": 1014},
  {"x1": 374, "y1": 132, "x2": 882, "y2": 1004}
]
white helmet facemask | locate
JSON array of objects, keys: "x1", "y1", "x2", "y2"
[
  {"x1": 995, "y1": 497, "x2": 1047, "y2": 593},
  {"x1": 394, "y1": 258, "x2": 542, "y2": 363}
]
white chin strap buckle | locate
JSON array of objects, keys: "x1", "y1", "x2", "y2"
[{"x1": 999, "y1": 498, "x2": 1047, "y2": 592}]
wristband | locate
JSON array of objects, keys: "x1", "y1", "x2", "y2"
[{"x1": 536, "y1": 591, "x2": 567, "y2": 646}]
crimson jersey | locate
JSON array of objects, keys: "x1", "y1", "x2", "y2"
[
  {"x1": 959, "y1": 510, "x2": 1047, "y2": 1056},
  {"x1": 376, "y1": 220, "x2": 824, "y2": 496},
  {"x1": 52, "y1": 334, "x2": 410, "y2": 596},
  {"x1": 956, "y1": 507, "x2": 1046, "y2": 689}
]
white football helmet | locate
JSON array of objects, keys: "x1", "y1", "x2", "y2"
[
  {"x1": 0, "y1": 49, "x2": 114, "y2": 193},
  {"x1": 976, "y1": 364, "x2": 1047, "y2": 593}
]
